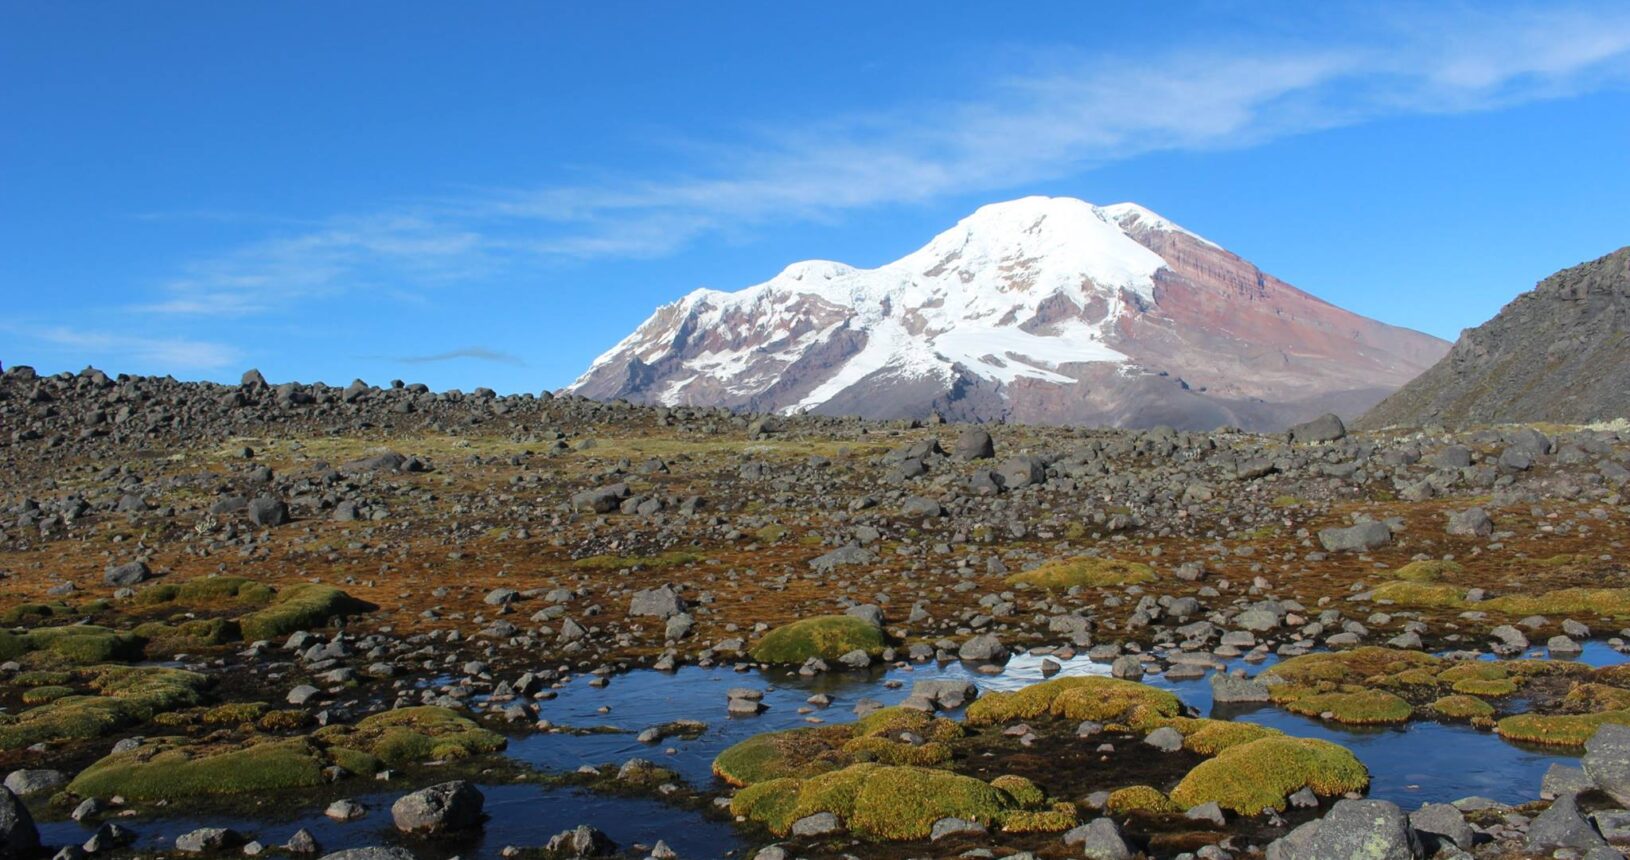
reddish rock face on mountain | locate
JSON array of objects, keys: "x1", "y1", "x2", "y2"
[{"x1": 568, "y1": 197, "x2": 1448, "y2": 431}]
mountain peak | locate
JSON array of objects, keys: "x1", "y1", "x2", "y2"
[{"x1": 569, "y1": 197, "x2": 1448, "y2": 431}]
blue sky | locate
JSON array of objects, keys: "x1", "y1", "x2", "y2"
[{"x1": 3, "y1": 1, "x2": 1629, "y2": 393}]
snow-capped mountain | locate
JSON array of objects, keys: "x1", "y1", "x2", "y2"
[{"x1": 567, "y1": 196, "x2": 1450, "y2": 430}]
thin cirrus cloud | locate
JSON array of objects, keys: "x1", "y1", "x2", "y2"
[
  {"x1": 138, "y1": 4, "x2": 1630, "y2": 320},
  {"x1": 16, "y1": 325, "x2": 243, "y2": 371},
  {"x1": 380, "y1": 348, "x2": 528, "y2": 368}
]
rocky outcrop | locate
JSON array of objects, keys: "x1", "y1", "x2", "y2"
[{"x1": 1359, "y1": 246, "x2": 1630, "y2": 429}]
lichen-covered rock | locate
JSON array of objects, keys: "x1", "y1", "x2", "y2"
[{"x1": 390, "y1": 781, "x2": 484, "y2": 834}]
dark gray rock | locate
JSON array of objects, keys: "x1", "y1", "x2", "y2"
[
  {"x1": 2, "y1": 770, "x2": 65, "y2": 798},
  {"x1": 953, "y1": 427, "x2": 994, "y2": 460},
  {"x1": 1585, "y1": 723, "x2": 1630, "y2": 807},
  {"x1": 1063, "y1": 817, "x2": 1133, "y2": 860},
  {"x1": 1408, "y1": 802, "x2": 1472, "y2": 851},
  {"x1": 628, "y1": 586, "x2": 686, "y2": 619},
  {"x1": 175, "y1": 827, "x2": 242, "y2": 854},
  {"x1": 957, "y1": 633, "x2": 1007, "y2": 662},
  {"x1": 1317, "y1": 521, "x2": 1392, "y2": 552},
  {"x1": 0, "y1": 787, "x2": 40, "y2": 860},
  {"x1": 247, "y1": 496, "x2": 290, "y2": 527},
  {"x1": 103, "y1": 561, "x2": 149, "y2": 587},
  {"x1": 1298, "y1": 799, "x2": 1420, "y2": 860},
  {"x1": 1526, "y1": 791, "x2": 1611, "y2": 854},
  {"x1": 1289, "y1": 413, "x2": 1346, "y2": 443},
  {"x1": 389, "y1": 781, "x2": 483, "y2": 834}
]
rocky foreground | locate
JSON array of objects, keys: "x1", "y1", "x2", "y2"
[{"x1": 3, "y1": 365, "x2": 1630, "y2": 860}]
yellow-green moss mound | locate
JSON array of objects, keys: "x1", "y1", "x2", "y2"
[
  {"x1": 1280, "y1": 689, "x2": 1413, "y2": 725},
  {"x1": 1006, "y1": 557, "x2": 1154, "y2": 590},
  {"x1": 313, "y1": 706, "x2": 505, "y2": 766},
  {"x1": 1264, "y1": 647, "x2": 1443, "y2": 688},
  {"x1": 1481, "y1": 588, "x2": 1630, "y2": 618},
  {"x1": 1169, "y1": 737, "x2": 1369, "y2": 815},
  {"x1": 712, "y1": 707, "x2": 961, "y2": 787},
  {"x1": 1105, "y1": 785, "x2": 1180, "y2": 814},
  {"x1": 749, "y1": 615, "x2": 884, "y2": 664},
  {"x1": 730, "y1": 763, "x2": 1024, "y2": 840},
  {"x1": 0, "y1": 666, "x2": 208, "y2": 750},
  {"x1": 1431, "y1": 695, "x2": 1495, "y2": 720},
  {"x1": 0, "y1": 625, "x2": 145, "y2": 664},
  {"x1": 1370, "y1": 582, "x2": 1469, "y2": 609},
  {"x1": 1169, "y1": 718, "x2": 1284, "y2": 755},
  {"x1": 237, "y1": 584, "x2": 374, "y2": 642},
  {"x1": 1496, "y1": 710, "x2": 1630, "y2": 748},
  {"x1": 136, "y1": 576, "x2": 275, "y2": 607},
  {"x1": 67, "y1": 736, "x2": 375, "y2": 801},
  {"x1": 964, "y1": 676, "x2": 1181, "y2": 730},
  {"x1": 1392, "y1": 560, "x2": 1462, "y2": 583}
]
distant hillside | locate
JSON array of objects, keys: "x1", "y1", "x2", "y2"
[{"x1": 1359, "y1": 246, "x2": 1630, "y2": 429}]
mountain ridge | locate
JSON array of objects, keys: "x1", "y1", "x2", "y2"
[
  {"x1": 1358, "y1": 245, "x2": 1630, "y2": 430},
  {"x1": 569, "y1": 196, "x2": 1450, "y2": 430}
]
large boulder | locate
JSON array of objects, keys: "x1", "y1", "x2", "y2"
[
  {"x1": 1317, "y1": 521, "x2": 1392, "y2": 553},
  {"x1": 952, "y1": 427, "x2": 994, "y2": 460},
  {"x1": 390, "y1": 781, "x2": 484, "y2": 834},
  {"x1": 1585, "y1": 724, "x2": 1630, "y2": 807},
  {"x1": 1289, "y1": 413, "x2": 1347, "y2": 443},
  {"x1": 2, "y1": 771, "x2": 65, "y2": 798},
  {"x1": 104, "y1": 560, "x2": 150, "y2": 586},
  {"x1": 1526, "y1": 791, "x2": 1611, "y2": 854},
  {"x1": 957, "y1": 633, "x2": 1007, "y2": 663},
  {"x1": 628, "y1": 586, "x2": 686, "y2": 619},
  {"x1": 1296, "y1": 799, "x2": 1421, "y2": 860},
  {"x1": 247, "y1": 496, "x2": 290, "y2": 527},
  {"x1": 0, "y1": 787, "x2": 40, "y2": 860},
  {"x1": 1063, "y1": 818, "x2": 1134, "y2": 860},
  {"x1": 318, "y1": 850, "x2": 417, "y2": 860}
]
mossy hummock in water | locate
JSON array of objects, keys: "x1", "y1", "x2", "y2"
[
  {"x1": 1431, "y1": 694, "x2": 1495, "y2": 720},
  {"x1": 1169, "y1": 736, "x2": 1369, "y2": 815},
  {"x1": 1496, "y1": 710, "x2": 1630, "y2": 747},
  {"x1": 730, "y1": 763, "x2": 1054, "y2": 841},
  {"x1": 1279, "y1": 689, "x2": 1413, "y2": 725},
  {"x1": 1264, "y1": 647, "x2": 1443, "y2": 689},
  {"x1": 712, "y1": 706, "x2": 961, "y2": 787},
  {"x1": 748, "y1": 615, "x2": 884, "y2": 664},
  {"x1": 964, "y1": 676, "x2": 1182, "y2": 730},
  {"x1": 0, "y1": 665, "x2": 208, "y2": 750},
  {"x1": 1005, "y1": 556, "x2": 1154, "y2": 590},
  {"x1": 313, "y1": 706, "x2": 506, "y2": 766},
  {"x1": 68, "y1": 736, "x2": 376, "y2": 801},
  {"x1": 237, "y1": 584, "x2": 375, "y2": 642}
]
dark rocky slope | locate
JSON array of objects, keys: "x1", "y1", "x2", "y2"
[{"x1": 1360, "y1": 246, "x2": 1630, "y2": 429}]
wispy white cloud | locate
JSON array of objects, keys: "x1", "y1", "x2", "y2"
[
  {"x1": 139, "y1": 3, "x2": 1630, "y2": 317},
  {"x1": 17, "y1": 325, "x2": 242, "y2": 370},
  {"x1": 375, "y1": 347, "x2": 527, "y2": 367}
]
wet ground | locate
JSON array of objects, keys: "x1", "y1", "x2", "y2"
[{"x1": 32, "y1": 643, "x2": 1629, "y2": 858}]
